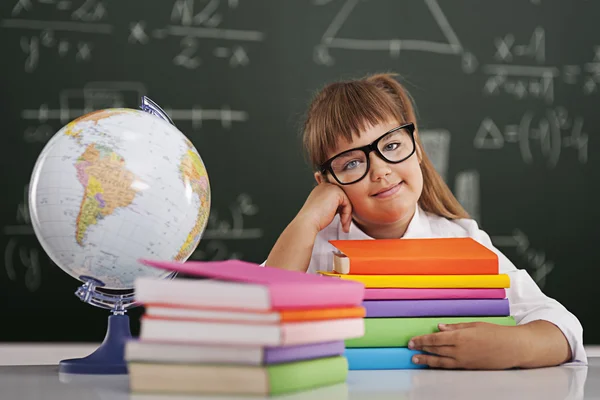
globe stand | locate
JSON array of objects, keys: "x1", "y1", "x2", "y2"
[
  {"x1": 59, "y1": 276, "x2": 137, "y2": 375},
  {"x1": 59, "y1": 315, "x2": 131, "y2": 375}
]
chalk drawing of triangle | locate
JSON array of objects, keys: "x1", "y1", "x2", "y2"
[
  {"x1": 318, "y1": 0, "x2": 464, "y2": 56},
  {"x1": 474, "y1": 118, "x2": 504, "y2": 149}
]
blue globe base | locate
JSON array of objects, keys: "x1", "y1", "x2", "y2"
[{"x1": 59, "y1": 314, "x2": 132, "y2": 375}]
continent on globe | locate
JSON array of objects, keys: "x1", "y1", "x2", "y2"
[
  {"x1": 65, "y1": 109, "x2": 135, "y2": 140},
  {"x1": 75, "y1": 143, "x2": 140, "y2": 246},
  {"x1": 175, "y1": 148, "x2": 210, "y2": 261}
]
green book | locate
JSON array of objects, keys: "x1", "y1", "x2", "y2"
[
  {"x1": 345, "y1": 316, "x2": 516, "y2": 347},
  {"x1": 128, "y1": 355, "x2": 348, "y2": 396},
  {"x1": 268, "y1": 356, "x2": 348, "y2": 395}
]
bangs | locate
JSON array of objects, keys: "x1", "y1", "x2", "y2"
[{"x1": 304, "y1": 81, "x2": 406, "y2": 168}]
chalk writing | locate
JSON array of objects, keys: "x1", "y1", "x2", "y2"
[
  {"x1": 492, "y1": 230, "x2": 555, "y2": 288},
  {"x1": 313, "y1": 0, "x2": 477, "y2": 72},
  {"x1": 474, "y1": 108, "x2": 588, "y2": 167},
  {"x1": 20, "y1": 81, "x2": 248, "y2": 139}
]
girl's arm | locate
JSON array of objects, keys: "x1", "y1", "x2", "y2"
[
  {"x1": 517, "y1": 320, "x2": 573, "y2": 368},
  {"x1": 265, "y1": 217, "x2": 319, "y2": 272},
  {"x1": 409, "y1": 217, "x2": 585, "y2": 369},
  {"x1": 460, "y1": 218, "x2": 585, "y2": 364},
  {"x1": 265, "y1": 183, "x2": 353, "y2": 273}
]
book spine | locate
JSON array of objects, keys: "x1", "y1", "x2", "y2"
[
  {"x1": 336, "y1": 274, "x2": 510, "y2": 288},
  {"x1": 269, "y1": 283, "x2": 365, "y2": 309},
  {"x1": 264, "y1": 341, "x2": 346, "y2": 364},
  {"x1": 345, "y1": 348, "x2": 426, "y2": 370},
  {"x1": 345, "y1": 316, "x2": 516, "y2": 347},
  {"x1": 267, "y1": 356, "x2": 348, "y2": 395},
  {"x1": 363, "y1": 288, "x2": 507, "y2": 300},
  {"x1": 281, "y1": 318, "x2": 365, "y2": 346},
  {"x1": 362, "y1": 299, "x2": 510, "y2": 318},
  {"x1": 351, "y1": 257, "x2": 498, "y2": 275},
  {"x1": 279, "y1": 307, "x2": 366, "y2": 322}
]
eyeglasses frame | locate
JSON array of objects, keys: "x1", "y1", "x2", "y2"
[{"x1": 319, "y1": 122, "x2": 417, "y2": 185}]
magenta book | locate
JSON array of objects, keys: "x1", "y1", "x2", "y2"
[
  {"x1": 139, "y1": 259, "x2": 365, "y2": 309},
  {"x1": 363, "y1": 288, "x2": 506, "y2": 300}
]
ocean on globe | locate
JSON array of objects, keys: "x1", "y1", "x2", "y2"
[{"x1": 28, "y1": 108, "x2": 210, "y2": 290}]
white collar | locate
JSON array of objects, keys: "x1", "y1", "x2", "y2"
[{"x1": 337, "y1": 204, "x2": 432, "y2": 240}]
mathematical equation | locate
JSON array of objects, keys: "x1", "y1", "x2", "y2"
[
  {"x1": 1, "y1": 0, "x2": 264, "y2": 72},
  {"x1": 311, "y1": 1, "x2": 599, "y2": 102},
  {"x1": 473, "y1": 107, "x2": 588, "y2": 168},
  {"x1": 3, "y1": 184, "x2": 262, "y2": 292},
  {"x1": 3, "y1": 0, "x2": 108, "y2": 72},
  {"x1": 491, "y1": 229, "x2": 554, "y2": 289},
  {"x1": 313, "y1": 0, "x2": 478, "y2": 74},
  {"x1": 20, "y1": 81, "x2": 248, "y2": 143},
  {"x1": 134, "y1": 0, "x2": 264, "y2": 69},
  {"x1": 483, "y1": 27, "x2": 600, "y2": 102}
]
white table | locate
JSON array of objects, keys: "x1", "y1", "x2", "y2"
[
  {"x1": 1, "y1": 360, "x2": 598, "y2": 399},
  {"x1": 1, "y1": 346, "x2": 599, "y2": 399}
]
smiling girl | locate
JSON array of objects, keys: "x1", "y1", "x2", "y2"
[{"x1": 265, "y1": 72, "x2": 586, "y2": 370}]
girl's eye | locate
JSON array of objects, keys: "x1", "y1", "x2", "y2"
[
  {"x1": 343, "y1": 160, "x2": 361, "y2": 171},
  {"x1": 383, "y1": 142, "x2": 400, "y2": 151}
]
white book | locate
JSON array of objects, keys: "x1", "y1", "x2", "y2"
[
  {"x1": 125, "y1": 341, "x2": 264, "y2": 365},
  {"x1": 139, "y1": 317, "x2": 364, "y2": 346},
  {"x1": 135, "y1": 277, "x2": 271, "y2": 311}
]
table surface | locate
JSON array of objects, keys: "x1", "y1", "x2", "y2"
[{"x1": 1, "y1": 358, "x2": 599, "y2": 400}]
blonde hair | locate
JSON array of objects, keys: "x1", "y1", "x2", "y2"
[{"x1": 302, "y1": 72, "x2": 469, "y2": 220}]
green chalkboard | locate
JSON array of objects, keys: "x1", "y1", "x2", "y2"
[{"x1": 1, "y1": 0, "x2": 598, "y2": 344}]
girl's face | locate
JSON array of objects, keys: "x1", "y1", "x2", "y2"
[{"x1": 320, "y1": 120, "x2": 424, "y2": 230}]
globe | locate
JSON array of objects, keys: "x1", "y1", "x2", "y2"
[
  {"x1": 28, "y1": 100, "x2": 211, "y2": 294},
  {"x1": 27, "y1": 97, "x2": 211, "y2": 375}
]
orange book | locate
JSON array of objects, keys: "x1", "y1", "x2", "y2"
[
  {"x1": 143, "y1": 302, "x2": 366, "y2": 323},
  {"x1": 329, "y1": 237, "x2": 498, "y2": 275}
]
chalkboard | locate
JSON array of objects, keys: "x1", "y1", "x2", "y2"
[{"x1": 1, "y1": 0, "x2": 598, "y2": 345}]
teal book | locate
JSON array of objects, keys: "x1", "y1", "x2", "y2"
[{"x1": 345, "y1": 348, "x2": 427, "y2": 370}]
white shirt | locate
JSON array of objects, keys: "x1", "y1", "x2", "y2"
[{"x1": 307, "y1": 205, "x2": 587, "y2": 365}]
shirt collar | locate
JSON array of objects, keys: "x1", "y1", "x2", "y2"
[{"x1": 338, "y1": 204, "x2": 432, "y2": 240}]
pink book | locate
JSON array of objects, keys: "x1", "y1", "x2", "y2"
[
  {"x1": 364, "y1": 288, "x2": 506, "y2": 300},
  {"x1": 138, "y1": 259, "x2": 365, "y2": 310}
]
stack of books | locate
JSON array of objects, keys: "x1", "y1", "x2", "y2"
[
  {"x1": 319, "y1": 237, "x2": 515, "y2": 370},
  {"x1": 126, "y1": 259, "x2": 366, "y2": 396}
]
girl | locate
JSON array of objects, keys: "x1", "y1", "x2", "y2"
[{"x1": 265, "y1": 72, "x2": 586, "y2": 370}]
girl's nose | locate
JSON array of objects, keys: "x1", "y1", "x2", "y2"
[{"x1": 369, "y1": 152, "x2": 392, "y2": 181}]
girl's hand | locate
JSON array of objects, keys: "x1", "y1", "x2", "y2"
[
  {"x1": 296, "y1": 182, "x2": 353, "y2": 234},
  {"x1": 408, "y1": 322, "x2": 526, "y2": 370}
]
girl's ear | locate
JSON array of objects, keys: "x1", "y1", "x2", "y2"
[{"x1": 314, "y1": 171, "x2": 325, "y2": 184}]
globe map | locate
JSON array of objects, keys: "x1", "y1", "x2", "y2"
[{"x1": 29, "y1": 108, "x2": 210, "y2": 289}]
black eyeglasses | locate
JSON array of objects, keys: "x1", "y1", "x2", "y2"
[{"x1": 319, "y1": 122, "x2": 416, "y2": 185}]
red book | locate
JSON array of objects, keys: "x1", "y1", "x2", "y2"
[{"x1": 330, "y1": 237, "x2": 498, "y2": 275}]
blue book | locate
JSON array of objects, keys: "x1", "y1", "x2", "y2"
[{"x1": 344, "y1": 348, "x2": 427, "y2": 370}]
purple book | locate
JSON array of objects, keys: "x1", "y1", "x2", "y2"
[
  {"x1": 364, "y1": 288, "x2": 506, "y2": 300},
  {"x1": 264, "y1": 341, "x2": 346, "y2": 364},
  {"x1": 126, "y1": 339, "x2": 346, "y2": 365},
  {"x1": 363, "y1": 299, "x2": 510, "y2": 318}
]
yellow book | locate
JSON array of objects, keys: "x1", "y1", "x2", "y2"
[{"x1": 318, "y1": 272, "x2": 510, "y2": 288}]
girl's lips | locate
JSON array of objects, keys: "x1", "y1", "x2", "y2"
[{"x1": 372, "y1": 182, "x2": 403, "y2": 198}]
